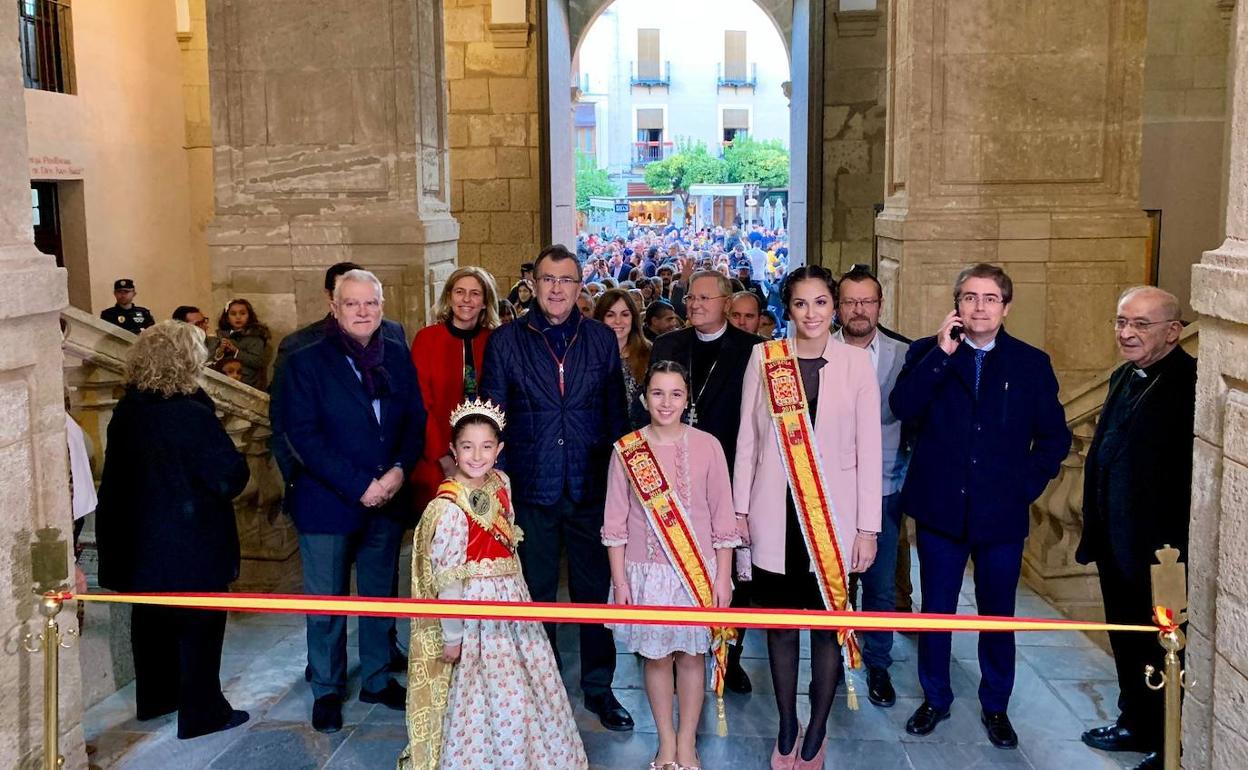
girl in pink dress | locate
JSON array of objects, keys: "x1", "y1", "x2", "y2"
[{"x1": 602, "y1": 361, "x2": 741, "y2": 770}]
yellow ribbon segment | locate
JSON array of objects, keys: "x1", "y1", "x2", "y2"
[{"x1": 71, "y1": 593, "x2": 1157, "y2": 634}]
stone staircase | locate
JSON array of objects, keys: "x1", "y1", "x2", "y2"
[{"x1": 1021, "y1": 322, "x2": 1200, "y2": 647}]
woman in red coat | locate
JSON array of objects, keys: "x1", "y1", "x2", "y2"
[{"x1": 409, "y1": 266, "x2": 501, "y2": 513}]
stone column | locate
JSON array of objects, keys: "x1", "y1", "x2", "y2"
[
  {"x1": 0, "y1": 6, "x2": 85, "y2": 769},
  {"x1": 877, "y1": 0, "x2": 1150, "y2": 391},
  {"x1": 206, "y1": 0, "x2": 459, "y2": 342},
  {"x1": 1184, "y1": 2, "x2": 1248, "y2": 767}
]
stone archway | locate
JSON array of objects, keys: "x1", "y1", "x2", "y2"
[{"x1": 539, "y1": 0, "x2": 818, "y2": 261}]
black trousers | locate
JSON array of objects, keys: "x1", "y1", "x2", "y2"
[
  {"x1": 131, "y1": 603, "x2": 233, "y2": 738},
  {"x1": 513, "y1": 494, "x2": 616, "y2": 699},
  {"x1": 1099, "y1": 560, "x2": 1172, "y2": 749}
]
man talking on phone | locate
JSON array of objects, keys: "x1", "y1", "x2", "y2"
[{"x1": 889, "y1": 263, "x2": 1070, "y2": 749}]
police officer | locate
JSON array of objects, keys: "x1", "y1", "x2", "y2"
[{"x1": 101, "y1": 279, "x2": 155, "y2": 334}]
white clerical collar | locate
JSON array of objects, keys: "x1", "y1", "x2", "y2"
[{"x1": 695, "y1": 323, "x2": 728, "y2": 342}]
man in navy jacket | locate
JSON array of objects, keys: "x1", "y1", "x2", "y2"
[
  {"x1": 277, "y1": 269, "x2": 425, "y2": 734},
  {"x1": 480, "y1": 244, "x2": 634, "y2": 731},
  {"x1": 890, "y1": 263, "x2": 1070, "y2": 749}
]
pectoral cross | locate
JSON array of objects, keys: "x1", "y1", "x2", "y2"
[{"x1": 688, "y1": 404, "x2": 698, "y2": 427}]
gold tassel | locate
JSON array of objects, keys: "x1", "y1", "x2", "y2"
[
  {"x1": 845, "y1": 670, "x2": 859, "y2": 711},
  {"x1": 716, "y1": 695, "x2": 728, "y2": 736}
]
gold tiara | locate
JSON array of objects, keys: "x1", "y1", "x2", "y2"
[{"x1": 448, "y1": 398, "x2": 506, "y2": 431}]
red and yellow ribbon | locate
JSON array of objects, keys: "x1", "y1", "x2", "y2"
[{"x1": 68, "y1": 591, "x2": 1163, "y2": 634}]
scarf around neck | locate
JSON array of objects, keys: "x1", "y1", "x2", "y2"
[{"x1": 326, "y1": 317, "x2": 391, "y2": 399}]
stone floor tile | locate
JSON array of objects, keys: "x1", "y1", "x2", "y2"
[
  {"x1": 205, "y1": 721, "x2": 349, "y2": 769},
  {"x1": 1048, "y1": 678, "x2": 1122, "y2": 723},
  {"x1": 322, "y1": 723, "x2": 410, "y2": 769},
  {"x1": 1020, "y1": 738, "x2": 1141, "y2": 770},
  {"x1": 904, "y1": 741, "x2": 1030, "y2": 768},
  {"x1": 1016, "y1": 645, "x2": 1117, "y2": 681}
]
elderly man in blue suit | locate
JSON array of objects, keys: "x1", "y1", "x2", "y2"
[
  {"x1": 890, "y1": 263, "x2": 1070, "y2": 749},
  {"x1": 835, "y1": 266, "x2": 911, "y2": 708},
  {"x1": 277, "y1": 269, "x2": 426, "y2": 734}
]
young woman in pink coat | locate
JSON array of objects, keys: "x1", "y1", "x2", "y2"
[{"x1": 733, "y1": 265, "x2": 883, "y2": 769}]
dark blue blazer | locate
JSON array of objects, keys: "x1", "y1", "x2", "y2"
[
  {"x1": 277, "y1": 334, "x2": 426, "y2": 534},
  {"x1": 890, "y1": 329, "x2": 1071, "y2": 544}
]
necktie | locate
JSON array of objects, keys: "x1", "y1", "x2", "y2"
[{"x1": 974, "y1": 348, "x2": 987, "y2": 397}]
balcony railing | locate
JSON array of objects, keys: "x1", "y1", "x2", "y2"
[
  {"x1": 630, "y1": 60, "x2": 671, "y2": 88},
  {"x1": 19, "y1": 0, "x2": 75, "y2": 93},
  {"x1": 633, "y1": 141, "x2": 674, "y2": 167},
  {"x1": 717, "y1": 62, "x2": 757, "y2": 89}
]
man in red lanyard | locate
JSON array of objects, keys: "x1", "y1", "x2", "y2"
[{"x1": 480, "y1": 244, "x2": 634, "y2": 731}]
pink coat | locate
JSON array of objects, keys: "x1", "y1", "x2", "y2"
[{"x1": 732, "y1": 337, "x2": 883, "y2": 575}]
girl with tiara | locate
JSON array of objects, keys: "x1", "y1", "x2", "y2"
[
  {"x1": 398, "y1": 399, "x2": 587, "y2": 770},
  {"x1": 602, "y1": 361, "x2": 741, "y2": 770}
]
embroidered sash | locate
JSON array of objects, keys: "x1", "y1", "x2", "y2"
[
  {"x1": 435, "y1": 474, "x2": 520, "y2": 555},
  {"x1": 614, "y1": 429, "x2": 734, "y2": 733},
  {"x1": 760, "y1": 339, "x2": 862, "y2": 670}
]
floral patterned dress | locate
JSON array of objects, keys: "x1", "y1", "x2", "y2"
[{"x1": 400, "y1": 471, "x2": 587, "y2": 770}]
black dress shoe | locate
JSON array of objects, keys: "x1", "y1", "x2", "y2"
[
  {"x1": 312, "y1": 695, "x2": 343, "y2": 734},
  {"x1": 585, "y1": 692, "x2": 634, "y2": 732},
  {"x1": 1081, "y1": 723, "x2": 1149, "y2": 753},
  {"x1": 304, "y1": 664, "x2": 312, "y2": 682},
  {"x1": 981, "y1": 711, "x2": 1019, "y2": 749},
  {"x1": 725, "y1": 644, "x2": 752, "y2": 694},
  {"x1": 866, "y1": 666, "x2": 896, "y2": 708},
  {"x1": 1132, "y1": 752, "x2": 1162, "y2": 770},
  {"x1": 360, "y1": 680, "x2": 407, "y2": 710},
  {"x1": 905, "y1": 702, "x2": 950, "y2": 736},
  {"x1": 388, "y1": 649, "x2": 408, "y2": 673},
  {"x1": 177, "y1": 709, "x2": 249, "y2": 740}
]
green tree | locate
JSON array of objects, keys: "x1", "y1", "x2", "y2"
[
  {"x1": 722, "y1": 136, "x2": 790, "y2": 189},
  {"x1": 643, "y1": 139, "x2": 727, "y2": 216},
  {"x1": 575, "y1": 152, "x2": 617, "y2": 211}
]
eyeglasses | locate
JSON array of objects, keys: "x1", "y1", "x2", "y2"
[
  {"x1": 839, "y1": 298, "x2": 880, "y2": 310},
  {"x1": 957, "y1": 293, "x2": 1003, "y2": 307},
  {"x1": 1113, "y1": 317, "x2": 1178, "y2": 332},
  {"x1": 684, "y1": 294, "x2": 727, "y2": 305},
  {"x1": 338, "y1": 299, "x2": 381, "y2": 311},
  {"x1": 538, "y1": 275, "x2": 580, "y2": 288}
]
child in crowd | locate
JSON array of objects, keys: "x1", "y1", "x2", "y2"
[
  {"x1": 399, "y1": 400, "x2": 587, "y2": 770},
  {"x1": 207, "y1": 298, "x2": 271, "y2": 389},
  {"x1": 603, "y1": 361, "x2": 740, "y2": 770},
  {"x1": 215, "y1": 358, "x2": 245, "y2": 383}
]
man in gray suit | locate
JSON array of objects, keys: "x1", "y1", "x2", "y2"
[{"x1": 835, "y1": 266, "x2": 911, "y2": 707}]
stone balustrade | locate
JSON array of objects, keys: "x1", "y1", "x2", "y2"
[
  {"x1": 1021, "y1": 323, "x2": 1200, "y2": 647},
  {"x1": 60, "y1": 307, "x2": 299, "y2": 594}
]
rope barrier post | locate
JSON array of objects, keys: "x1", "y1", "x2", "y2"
[
  {"x1": 1146, "y1": 545, "x2": 1188, "y2": 770},
  {"x1": 26, "y1": 527, "x2": 75, "y2": 770}
]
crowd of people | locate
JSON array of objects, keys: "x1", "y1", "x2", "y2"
[{"x1": 90, "y1": 234, "x2": 1193, "y2": 770}]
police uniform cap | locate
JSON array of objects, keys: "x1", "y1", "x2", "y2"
[{"x1": 114, "y1": 279, "x2": 136, "y2": 291}]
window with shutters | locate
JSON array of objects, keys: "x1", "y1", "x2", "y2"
[
  {"x1": 722, "y1": 108, "x2": 751, "y2": 148},
  {"x1": 632, "y1": 28, "x2": 669, "y2": 87},
  {"x1": 718, "y1": 30, "x2": 755, "y2": 90},
  {"x1": 634, "y1": 109, "x2": 667, "y2": 166}
]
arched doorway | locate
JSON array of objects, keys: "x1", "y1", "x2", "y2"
[{"x1": 539, "y1": 0, "x2": 820, "y2": 262}]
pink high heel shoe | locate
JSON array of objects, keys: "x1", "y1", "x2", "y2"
[
  {"x1": 770, "y1": 726, "x2": 803, "y2": 770},
  {"x1": 792, "y1": 737, "x2": 827, "y2": 770}
]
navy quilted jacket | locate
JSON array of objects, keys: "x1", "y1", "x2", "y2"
[{"x1": 480, "y1": 311, "x2": 628, "y2": 507}]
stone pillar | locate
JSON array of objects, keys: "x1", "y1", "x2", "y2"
[
  {"x1": 1184, "y1": 2, "x2": 1248, "y2": 767},
  {"x1": 877, "y1": 0, "x2": 1150, "y2": 390},
  {"x1": 0, "y1": 6, "x2": 85, "y2": 769},
  {"x1": 206, "y1": 0, "x2": 459, "y2": 343}
]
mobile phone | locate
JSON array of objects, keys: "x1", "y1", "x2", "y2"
[{"x1": 950, "y1": 300, "x2": 963, "y2": 342}]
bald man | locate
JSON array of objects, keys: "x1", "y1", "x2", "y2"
[{"x1": 1076, "y1": 287, "x2": 1195, "y2": 770}]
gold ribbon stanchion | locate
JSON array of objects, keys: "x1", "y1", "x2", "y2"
[
  {"x1": 1147, "y1": 546, "x2": 1189, "y2": 770},
  {"x1": 26, "y1": 528, "x2": 77, "y2": 770}
]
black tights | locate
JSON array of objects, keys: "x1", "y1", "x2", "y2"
[{"x1": 768, "y1": 628, "x2": 843, "y2": 762}]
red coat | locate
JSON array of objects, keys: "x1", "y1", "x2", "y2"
[{"x1": 409, "y1": 322, "x2": 492, "y2": 514}]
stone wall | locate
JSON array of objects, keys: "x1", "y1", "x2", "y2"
[
  {"x1": 446, "y1": 0, "x2": 542, "y2": 292},
  {"x1": 820, "y1": 3, "x2": 887, "y2": 273},
  {"x1": 1140, "y1": 0, "x2": 1231, "y2": 318},
  {"x1": 207, "y1": 0, "x2": 459, "y2": 344},
  {"x1": 179, "y1": 0, "x2": 215, "y2": 314},
  {"x1": 0, "y1": 5, "x2": 85, "y2": 768},
  {"x1": 1183, "y1": 2, "x2": 1248, "y2": 766}
]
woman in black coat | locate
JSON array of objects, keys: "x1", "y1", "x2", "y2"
[{"x1": 95, "y1": 320, "x2": 251, "y2": 740}]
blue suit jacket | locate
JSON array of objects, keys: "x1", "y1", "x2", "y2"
[
  {"x1": 277, "y1": 334, "x2": 426, "y2": 534},
  {"x1": 890, "y1": 330, "x2": 1071, "y2": 543}
]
